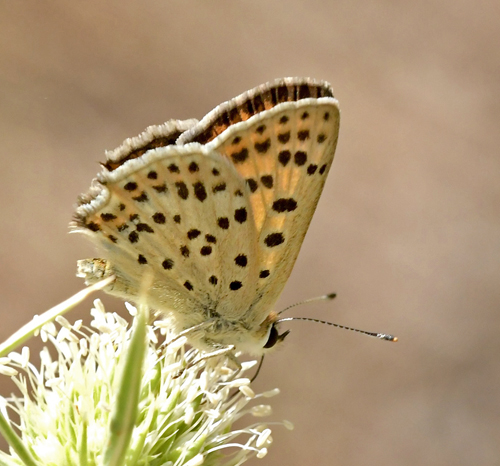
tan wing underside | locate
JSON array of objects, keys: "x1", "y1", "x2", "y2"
[
  {"x1": 74, "y1": 146, "x2": 260, "y2": 326},
  {"x1": 207, "y1": 99, "x2": 340, "y2": 321}
]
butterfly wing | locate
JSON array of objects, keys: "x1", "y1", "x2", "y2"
[
  {"x1": 74, "y1": 78, "x2": 340, "y2": 351},
  {"x1": 178, "y1": 78, "x2": 340, "y2": 325},
  {"x1": 73, "y1": 126, "x2": 262, "y2": 332}
]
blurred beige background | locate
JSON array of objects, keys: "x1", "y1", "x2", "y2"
[{"x1": 1, "y1": 1, "x2": 499, "y2": 465}]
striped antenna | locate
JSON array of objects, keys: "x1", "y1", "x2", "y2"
[
  {"x1": 277, "y1": 316, "x2": 398, "y2": 342},
  {"x1": 278, "y1": 292, "x2": 337, "y2": 315}
]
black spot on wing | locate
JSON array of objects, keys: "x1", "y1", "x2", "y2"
[
  {"x1": 101, "y1": 213, "x2": 117, "y2": 221},
  {"x1": 307, "y1": 164, "x2": 318, "y2": 175},
  {"x1": 188, "y1": 161, "x2": 199, "y2": 173},
  {"x1": 278, "y1": 132, "x2": 291, "y2": 144},
  {"x1": 200, "y1": 246, "x2": 212, "y2": 256},
  {"x1": 175, "y1": 182, "x2": 189, "y2": 199},
  {"x1": 231, "y1": 148, "x2": 249, "y2": 164},
  {"x1": 153, "y1": 213, "x2": 166, "y2": 224},
  {"x1": 213, "y1": 182, "x2": 226, "y2": 193},
  {"x1": 294, "y1": 151, "x2": 307, "y2": 166},
  {"x1": 132, "y1": 192, "x2": 148, "y2": 202},
  {"x1": 136, "y1": 223, "x2": 154, "y2": 233},
  {"x1": 264, "y1": 232, "x2": 285, "y2": 247},
  {"x1": 193, "y1": 182, "x2": 207, "y2": 201},
  {"x1": 209, "y1": 275, "x2": 218, "y2": 285},
  {"x1": 234, "y1": 254, "x2": 248, "y2": 267},
  {"x1": 272, "y1": 198, "x2": 297, "y2": 213},
  {"x1": 128, "y1": 231, "x2": 139, "y2": 243},
  {"x1": 278, "y1": 150, "x2": 291, "y2": 166},
  {"x1": 246, "y1": 178, "x2": 258, "y2": 193},
  {"x1": 255, "y1": 139, "x2": 271, "y2": 153},
  {"x1": 153, "y1": 183, "x2": 167, "y2": 193},
  {"x1": 217, "y1": 217, "x2": 229, "y2": 229},
  {"x1": 261, "y1": 175, "x2": 273, "y2": 188},
  {"x1": 234, "y1": 208, "x2": 247, "y2": 223},
  {"x1": 187, "y1": 229, "x2": 201, "y2": 240},
  {"x1": 162, "y1": 259, "x2": 174, "y2": 270},
  {"x1": 298, "y1": 130, "x2": 310, "y2": 141},
  {"x1": 124, "y1": 182, "x2": 137, "y2": 191}
]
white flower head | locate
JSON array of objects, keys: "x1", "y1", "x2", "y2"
[{"x1": 0, "y1": 297, "x2": 291, "y2": 466}]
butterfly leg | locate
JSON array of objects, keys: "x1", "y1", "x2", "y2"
[
  {"x1": 77, "y1": 258, "x2": 114, "y2": 285},
  {"x1": 158, "y1": 321, "x2": 214, "y2": 355},
  {"x1": 172, "y1": 344, "x2": 236, "y2": 379},
  {"x1": 77, "y1": 258, "x2": 136, "y2": 300}
]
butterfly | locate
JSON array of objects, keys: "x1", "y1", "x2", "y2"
[{"x1": 72, "y1": 77, "x2": 340, "y2": 355}]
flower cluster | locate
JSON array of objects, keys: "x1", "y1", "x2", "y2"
[{"x1": 0, "y1": 299, "x2": 291, "y2": 466}]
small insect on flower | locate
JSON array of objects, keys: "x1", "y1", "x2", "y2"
[{"x1": 72, "y1": 78, "x2": 362, "y2": 356}]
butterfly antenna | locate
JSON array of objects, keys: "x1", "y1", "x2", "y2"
[
  {"x1": 277, "y1": 316, "x2": 398, "y2": 342},
  {"x1": 278, "y1": 292, "x2": 337, "y2": 315}
]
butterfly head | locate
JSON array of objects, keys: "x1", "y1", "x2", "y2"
[{"x1": 222, "y1": 311, "x2": 290, "y2": 355}]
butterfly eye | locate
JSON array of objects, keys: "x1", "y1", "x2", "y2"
[{"x1": 263, "y1": 325, "x2": 290, "y2": 349}]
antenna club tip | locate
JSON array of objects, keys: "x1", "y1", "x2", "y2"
[
  {"x1": 380, "y1": 334, "x2": 398, "y2": 342},
  {"x1": 326, "y1": 293, "x2": 337, "y2": 300}
]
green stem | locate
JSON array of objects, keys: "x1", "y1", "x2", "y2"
[
  {"x1": 0, "y1": 277, "x2": 114, "y2": 357},
  {"x1": 103, "y1": 304, "x2": 148, "y2": 466},
  {"x1": 0, "y1": 411, "x2": 39, "y2": 466}
]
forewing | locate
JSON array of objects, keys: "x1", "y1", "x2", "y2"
[
  {"x1": 178, "y1": 79, "x2": 340, "y2": 321},
  {"x1": 213, "y1": 100, "x2": 339, "y2": 316}
]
